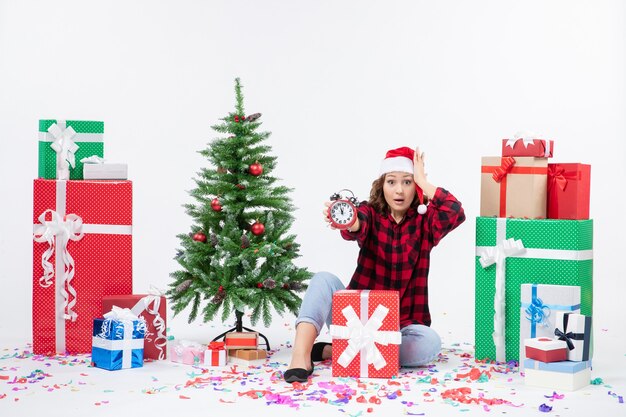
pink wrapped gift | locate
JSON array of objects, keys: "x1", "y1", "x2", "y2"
[{"x1": 169, "y1": 340, "x2": 205, "y2": 365}]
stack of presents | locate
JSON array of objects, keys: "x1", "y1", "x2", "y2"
[
  {"x1": 475, "y1": 134, "x2": 593, "y2": 390},
  {"x1": 31, "y1": 119, "x2": 264, "y2": 371}
]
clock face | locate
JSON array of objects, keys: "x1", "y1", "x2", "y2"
[{"x1": 330, "y1": 200, "x2": 355, "y2": 228}]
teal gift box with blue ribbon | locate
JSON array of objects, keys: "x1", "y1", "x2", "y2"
[
  {"x1": 475, "y1": 217, "x2": 593, "y2": 363},
  {"x1": 92, "y1": 307, "x2": 145, "y2": 371}
]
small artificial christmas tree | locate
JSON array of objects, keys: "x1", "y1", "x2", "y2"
[{"x1": 168, "y1": 78, "x2": 311, "y2": 333}]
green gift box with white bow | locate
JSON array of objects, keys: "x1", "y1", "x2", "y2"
[
  {"x1": 474, "y1": 217, "x2": 593, "y2": 363},
  {"x1": 38, "y1": 119, "x2": 104, "y2": 180}
]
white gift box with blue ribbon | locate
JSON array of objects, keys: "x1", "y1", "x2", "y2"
[
  {"x1": 519, "y1": 284, "x2": 580, "y2": 370},
  {"x1": 92, "y1": 307, "x2": 146, "y2": 371}
]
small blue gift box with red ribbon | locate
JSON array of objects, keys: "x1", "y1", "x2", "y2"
[{"x1": 92, "y1": 306, "x2": 146, "y2": 371}]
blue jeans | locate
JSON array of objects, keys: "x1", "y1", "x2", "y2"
[{"x1": 296, "y1": 271, "x2": 441, "y2": 367}]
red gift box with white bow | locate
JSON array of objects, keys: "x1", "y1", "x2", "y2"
[
  {"x1": 32, "y1": 179, "x2": 132, "y2": 354},
  {"x1": 102, "y1": 294, "x2": 167, "y2": 360},
  {"x1": 330, "y1": 290, "x2": 401, "y2": 378},
  {"x1": 501, "y1": 137, "x2": 554, "y2": 158}
]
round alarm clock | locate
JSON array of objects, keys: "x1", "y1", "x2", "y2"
[{"x1": 328, "y1": 189, "x2": 359, "y2": 230}]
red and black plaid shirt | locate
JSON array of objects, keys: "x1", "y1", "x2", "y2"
[{"x1": 341, "y1": 187, "x2": 465, "y2": 328}]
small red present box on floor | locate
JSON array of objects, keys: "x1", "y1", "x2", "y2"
[
  {"x1": 204, "y1": 341, "x2": 227, "y2": 367},
  {"x1": 102, "y1": 294, "x2": 167, "y2": 360},
  {"x1": 524, "y1": 337, "x2": 568, "y2": 363},
  {"x1": 547, "y1": 163, "x2": 591, "y2": 220},
  {"x1": 330, "y1": 290, "x2": 401, "y2": 378},
  {"x1": 224, "y1": 332, "x2": 258, "y2": 350}
]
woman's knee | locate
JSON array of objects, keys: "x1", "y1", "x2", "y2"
[
  {"x1": 309, "y1": 271, "x2": 343, "y2": 291},
  {"x1": 399, "y1": 325, "x2": 441, "y2": 366}
]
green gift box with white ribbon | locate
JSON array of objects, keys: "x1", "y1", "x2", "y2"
[
  {"x1": 38, "y1": 119, "x2": 104, "y2": 180},
  {"x1": 474, "y1": 217, "x2": 593, "y2": 363}
]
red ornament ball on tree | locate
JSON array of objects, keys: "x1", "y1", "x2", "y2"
[
  {"x1": 248, "y1": 161, "x2": 263, "y2": 176},
  {"x1": 218, "y1": 286, "x2": 224, "y2": 292},
  {"x1": 211, "y1": 198, "x2": 222, "y2": 211},
  {"x1": 234, "y1": 115, "x2": 240, "y2": 123},
  {"x1": 193, "y1": 232, "x2": 207, "y2": 243},
  {"x1": 251, "y1": 221, "x2": 265, "y2": 236},
  {"x1": 257, "y1": 282, "x2": 264, "y2": 288}
]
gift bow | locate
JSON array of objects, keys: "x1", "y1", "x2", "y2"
[
  {"x1": 548, "y1": 165, "x2": 570, "y2": 191},
  {"x1": 491, "y1": 157, "x2": 516, "y2": 183},
  {"x1": 48, "y1": 121, "x2": 79, "y2": 180},
  {"x1": 330, "y1": 304, "x2": 402, "y2": 371},
  {"x1": 524, "y1": 295, "x2": 550, "y2": 330},
  {"x1": 554, "y1": 328, "x2": 576, "y2": 351},
  {"x1": 80, "y1": 155, "x2": 106, "y2": 164},
  {"x1": 33, "y1": 209, "x2": 85, "y2": 321},
  {"x1": 478, "y1": 237, "x2": 526, "y2": 363},
  {"x1": 504, "y1": 132, "x2": 538, "y2": 149},
  {"x1": 208, "y1": 341, "x2": 225, "y2": 351}
]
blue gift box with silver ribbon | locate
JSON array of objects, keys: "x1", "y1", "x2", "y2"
[{"x1": 92, "y1": 307, "x2": 146, "y2": 371}]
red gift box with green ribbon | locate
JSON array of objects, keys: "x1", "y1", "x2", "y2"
[
  {"x1": 32, "y1": 179, "x2": 132, "y2": 354},
  {"x1": 547, "y1": 163, "x2": 591, "y2": 220}
]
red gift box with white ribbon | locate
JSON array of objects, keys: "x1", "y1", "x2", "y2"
[
  {"x1": 102, "y1": 293, "x2": 167, "y2": 360},
  {"x1": 524, "y1": 337, "x2": 568, "y2": 363},
  {"x1": 501, "y1": 137, "x2": 554, "y2": 158},
  {"x1": 330, "y1": 290, "x2": 401, "y2": 378},
  {"x1": 32, "y1": 179, "x2": 132, "y2": 354}
]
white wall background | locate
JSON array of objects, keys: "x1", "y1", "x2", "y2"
[{"x1": 0, "y1": 0, "x2": 624, "y2": 346}]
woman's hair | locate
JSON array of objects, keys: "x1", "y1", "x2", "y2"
[{"x1": 368, "y1": 174, "x2": 429, "y2": 214}]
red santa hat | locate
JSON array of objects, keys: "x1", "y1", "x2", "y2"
[{"x1": 379, "y1": 146, "x2": 427, "y2": 214}]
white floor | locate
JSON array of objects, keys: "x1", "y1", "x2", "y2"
[{"x1": 1, "y1": 315, "x2": 624, "y2": 417}]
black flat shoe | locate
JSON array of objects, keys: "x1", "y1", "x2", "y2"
[
  {"x1": 311, "y1": 342, "x2": 332, "y2": 362},
  {"x1": 284, "y1": 362, "x2": 314, "y2": 383}
]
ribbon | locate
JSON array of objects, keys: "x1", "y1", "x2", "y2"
[
  {"x1": 491, "y1": 157, "x2": 516, "y2": 183},
  {"x1": 554, "y1": 328, "x2": 576, "y2": 351},
  {"x1": 80, "y1": 155, "x2": 106, "y2": 164},
  {"x1": 554, "y1": 312, "x2": 589, "y2": 359},
  {"x1": 32, "y1": 180, "x2": 133, "y2": 353},
  {"x1": 547, "y1": 165, "x2": 571, "y2": 192},
  {"x1": 33, "y1": 209, "x2": 84, "y2": 322},
  {"x1": 48, "y1": 121, "x2": 79, "y2": 180},
  {"x1": 208, "y1": 341, "x2": 225, "y2": 350},
  {"x1": 475, "y1": 218, "x2": 592, "y2": 362},
  {"x1": 524, "y1": 288, "x2": 550, "y2": 337},
  {"x1": 477, "y1": 233, "x2": 526, "y2": 362},
  {"x1": 329, "y1": 291, "x2": 402, "y2": 376},
  {"x1": 130, "y1": 287, "x2": 168, "y2": 360}
]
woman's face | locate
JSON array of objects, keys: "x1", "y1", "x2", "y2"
[{"x1": 383, "y1": 172, "x2": 416, "y2": 216}]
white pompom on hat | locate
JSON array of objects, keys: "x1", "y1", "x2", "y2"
[{"x1": 379, "y1": 146, "x2": 427, "y2": 214}]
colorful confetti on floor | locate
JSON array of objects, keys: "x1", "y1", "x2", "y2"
[{"x1": 1, "y1": 337, "x2": 624, "y2": 417}]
